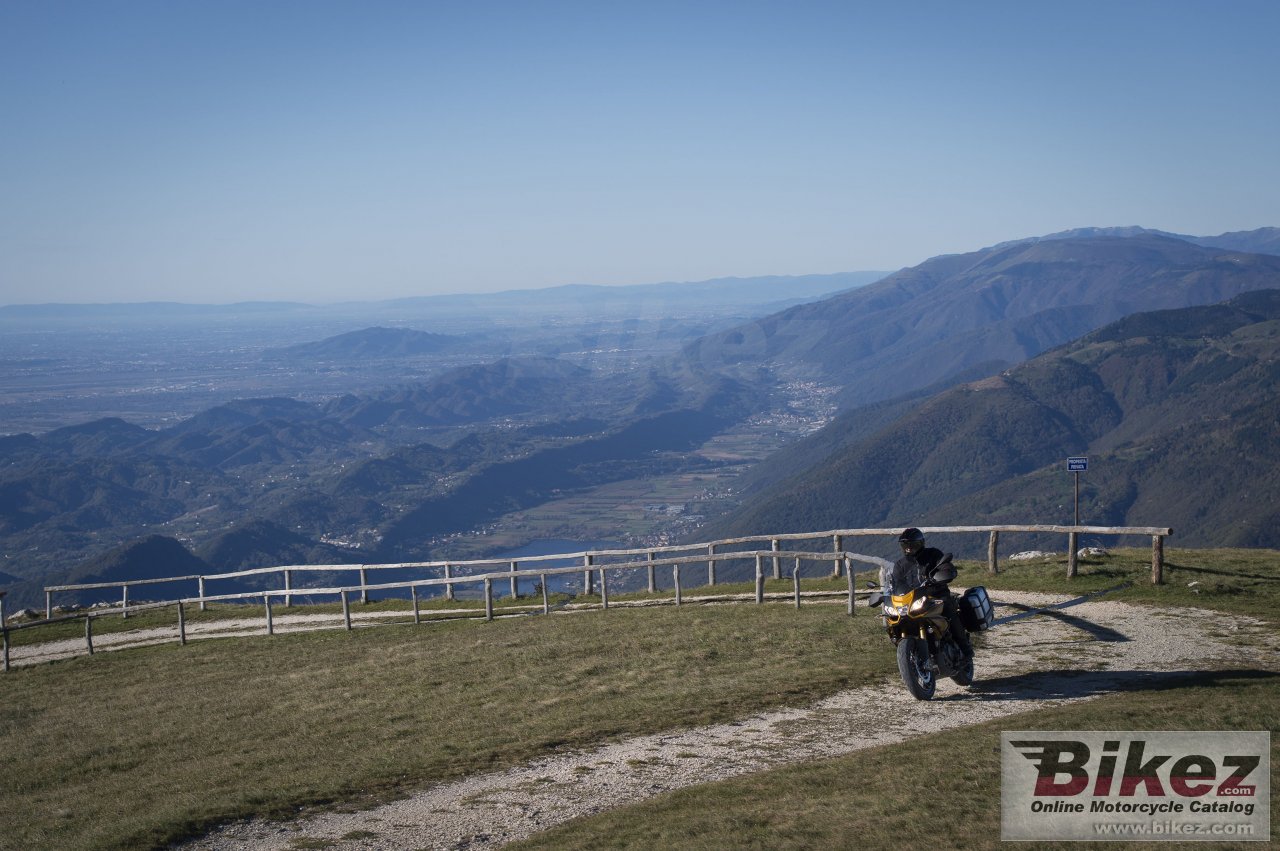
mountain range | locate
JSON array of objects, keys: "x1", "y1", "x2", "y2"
[
  {"x1": 4, "y1": 226, "x2": 1280, "y2": 607},
  {"x1": 991, "y1": 225, "x2": 1280, "y2": 255},
  {"x1": 701, "y1": 288, "x2": 1280, "y2": 549},
  {"x1": 0, "y1": 354, "x2": 754, "y2": 605},
  {"x1": 0, "y1": 271, "x2": 887, "y2": 321},
  {"x1": 685, "y1": 230, "x2": 1280, "y2": 408}
]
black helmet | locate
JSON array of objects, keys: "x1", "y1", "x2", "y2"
[{"x1": 898, "y1": 527, "x2": 925, "y2": 552}]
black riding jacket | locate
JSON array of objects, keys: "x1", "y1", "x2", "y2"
[{"x1": 881, "y1": 546, "x2": 945, "y2": 595}]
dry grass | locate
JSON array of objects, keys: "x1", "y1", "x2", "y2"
[
  {"x1": 0, "y1": 601, "x2": 889, "y2": 850},
  {"x1": 512, "y1": 670, "x2": 1280, "y2": 851}
]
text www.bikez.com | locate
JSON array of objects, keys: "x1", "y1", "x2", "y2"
[{"x1": 1094, "y1": 821, "x2": 1256, "y2": 837}]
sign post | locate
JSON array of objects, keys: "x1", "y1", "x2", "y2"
[{"x1": 1066, "y1": 457, "x2": 1088, "y2": 525}]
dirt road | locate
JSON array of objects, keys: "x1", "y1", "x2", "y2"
[{"x1": 169, "y1": 590, "x2": 1276, "y2": 850}]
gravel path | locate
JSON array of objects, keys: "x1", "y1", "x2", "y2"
[{"x1": 170, "y1": 590, "x2": 1278, "y2": 851}]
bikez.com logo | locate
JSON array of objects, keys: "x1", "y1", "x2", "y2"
[
  {"x1": 1000, "y1": 731, "x2": 1269, "y2": 841},
  {"x1": 1013, "y1": 738, "x2": 1260, "y2": 800}
]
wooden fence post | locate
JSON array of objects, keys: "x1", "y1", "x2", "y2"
[
  {"x1": 178, "y1": 601, "x2": 187, "y2": 645},
  {"x1": 359, "y1": 568, "x2": 369, "y2": 604},
  {"x1": 85, "y1": 617, "x2": 94, "y2": 655},
  {"x1": 444, "y1": 564, "x2": 455, "y2": 601},
  {"x1": 771, "y1": 539, "x2": 781, "y2": 579},
  {"x1": 45, "y1": 590, "x2": 52, "y2": 620},
  {"x1": 264, "y1": 593, "x2": 274, "y2": 636},
  {"x1": 673, "y1": 564, "x2": 682, "y2": 606},
  {"x1": 484, "y1": 578, "x2": 494, "y2": 622},
  {"x1": 583, "y1": 555, "x2": 594, "y2": 596},
  {"x1": 509, "y1": 561, "x2": 519, "y2": 600},
  {"x1": 793, "y1": 559, "x2": 802, "y2": 609},
  {"x1": 845, "y1": 558, "x2": 856, "y2": 617},
  {"x1": 0, "y1": 592, "x2": 7, "y2": 672},
  {"x1": 122, "y1": 584, "x2": 129, "y2": 619},
  {"x1": 833, "y1": 534, "x2": 844, "y2": 577},
  {"x1": 411, "y1": 586, "x2": 421, "y2": 625},
  {"x1": 988, "y1": 530, "x2": 999, "y2": 574},
  {"x1": 647, "y1": 551, "x2": 656, "y2": 594},
  {"x1": 1067, "y1": 531, "x2": 1079, "y2": 578},
  {"x1": 341, "y1": 591, "x2": 351, "y2": 631},
  {"x1": 541, "y1": 574, "x2": 550, "y2": 615},
  {"x1": 1152, "y1": 535, "x2": 1165, "y2": 585},
  {"x1": 707, "y1": 544, "x2": 716, "y2": 587},
  {"x1": 198, "y1": 577, "x2": 207, "y2": 611},
  {"x1": 284, "y1": 569, "x2": 292, "y2": 607},
  {"x1": 600, "y1": 567, "x2": 610, "y2": 611},
  {"x1": 755, "y1": 554, "x2": 765, "y2": 604}
]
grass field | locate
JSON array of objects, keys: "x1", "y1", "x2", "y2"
[
  {"x1": 0, "y1": 598, "x2": 891, "y2": 850},
  {"x1": 512, "y1": 670, "x2": 1280, "y2": 851},
  {"x1": 1, "y1": 547, "x2": 1275, "y2": 850}
]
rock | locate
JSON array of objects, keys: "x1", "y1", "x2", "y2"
[
  {"x1": 1077, "y1": 547, "x2": 1108, "y2": 558},
  {"x1": 1187, "y1": 581, "x2": 1201, "y2": 588},
  {"x1": 1009, "y1": 551, "x2": 1056, "y2": 561}
]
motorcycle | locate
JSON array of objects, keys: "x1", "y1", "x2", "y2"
[{"x1": 867, "y1": 555, "x2": 990, "y2": 700}]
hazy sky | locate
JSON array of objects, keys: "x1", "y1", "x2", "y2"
[{"x1": 3, "y1": 1, "x2": 1278, "y2": 306}]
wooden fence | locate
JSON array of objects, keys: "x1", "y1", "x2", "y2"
[
  {"x1": 4, "y1": 548, "x2": 889, "y2": 671},
  {"x1": 6, "y1": 523, "x2": 1171, "y2": 671}
]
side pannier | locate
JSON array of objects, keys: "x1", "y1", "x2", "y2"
[{"x1": 959, "y1": 585, "x2": 994, "y2": 632}]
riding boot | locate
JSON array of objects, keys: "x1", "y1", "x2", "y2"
[
  {"x1": 944, "y1": 595, "x2": 974, "y2": 660},
  {"x1": 953, "y1": 616, "x2": 974, "y2": 660}
]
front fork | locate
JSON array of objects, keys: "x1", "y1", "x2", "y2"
[
  {"x1": 888, "y1": 622, "x2": 941, "y2": 671},
  {"x1": 885, "y1": 620, "x2": 935, "y2": 644}
]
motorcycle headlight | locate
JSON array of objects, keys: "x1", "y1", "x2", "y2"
[
  {"x1": 909, "y1": 596, "x2": 929, "y2": 615},
  {"x1": 897, "y1": 605, "x2": 910, "y2": 617}
]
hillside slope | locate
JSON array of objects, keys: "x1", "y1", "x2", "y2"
[
  {"x1": 705, "y1": 290, "x2": 1280, "y2": 548},
  {"x1": 684, "y1": 234, "x2": 1280, "y2": 408},
  {"x1": 0, "y1": 353, "x2": 753, "y2": 603},
  {"x1": 270, "y1": 326, "x2": 459, "y2": 359}
]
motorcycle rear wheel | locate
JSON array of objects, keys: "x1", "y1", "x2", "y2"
[{"x1": 896, "y1": 638, "x2": 936, "y2": 700}]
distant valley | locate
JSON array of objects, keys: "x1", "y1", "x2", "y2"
[
  {"x1": 3, "y1": 228, "x2": 1280, "y2": 607},
  {"x1": 0, "y1": 271, "x2": 882, "y2": 434}
]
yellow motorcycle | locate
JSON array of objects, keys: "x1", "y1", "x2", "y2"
[{"x1": 867, "y1": 556, "x2": 992, "y2": 700}]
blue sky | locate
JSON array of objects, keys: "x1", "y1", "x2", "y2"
[{"x1": 3, "y1": 0, "x2": 1278, "y2": 305}]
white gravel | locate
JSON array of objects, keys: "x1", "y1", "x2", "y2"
[{"x1": 165, "y1": 590, "x2": 1278, "y2": 851}]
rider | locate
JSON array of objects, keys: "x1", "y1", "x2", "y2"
[{"x1": 883, "y1": 528, "x2": 974, "y2": 661}]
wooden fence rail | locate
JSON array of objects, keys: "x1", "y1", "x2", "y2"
[
  {"x1": 5, "y1": 549, "x2": 891, "y2": 671},
  {"x1": 37, "y1": 523, "x2": 1173, "y2": 621},
  {"x1": 11, "y1": 524, "x2": 1172, "y2": 671}
]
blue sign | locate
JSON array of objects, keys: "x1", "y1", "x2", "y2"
[{"x1": 1067, "y1": 456, "x2": 1088, "y2": 472}]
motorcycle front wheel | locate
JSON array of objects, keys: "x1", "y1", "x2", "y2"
[{"x1": 896, "y1": 638, "x2": 936, "y2": 700}]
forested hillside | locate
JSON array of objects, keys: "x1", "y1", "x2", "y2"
[
  {"x1": 0, "y1": 356, "x2": 756, "y2": 605},
  {"x1": 703, "y1": 290, "x2": 1280, "y2": 548}
]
